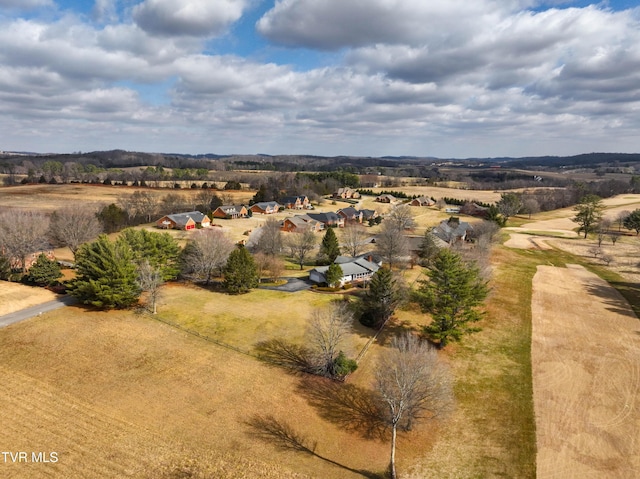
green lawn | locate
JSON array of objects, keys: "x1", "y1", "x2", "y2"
[{"x1": 156, "y1": 285, "x2": 372, "y2": 356}]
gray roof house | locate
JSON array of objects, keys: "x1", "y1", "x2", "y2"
[
  {"x1": 309, "y1": 256, "x2": 380, "y2": 286},
  {"x1": 432, "y1": 217, "x2": 473, "y2": 244}
]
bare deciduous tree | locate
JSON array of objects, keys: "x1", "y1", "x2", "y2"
[
  {"x1": 137, "y1": 260, "x2": 163, "y2": 314},
  {"x1": 375, "y1": 222, "x2": 409, "y2": 269},
  {"x1": 254, "y1": 218, "x2": 284, "y2": 256},
  {"x1": 521, "y1": 197, "x2": 540, "y2": 219},
  {"x1": 386, "y1": 204, "x2": 417, "y2": 231},
  {"x1": 255, "y1": 251, "x2": 285, "y2": 282},
  {"x1": 616, "y1": 210, "x2": 630, "y2": 232},
  {"x1": 286, "y1": 229, "x2": 317, "y2": 270},
  {"x1": 131, "y1": 190, "x2": 160, "y2": 222},
  {"x1": 0, "y1": 210, "x2": 50, "y2": 273},
  {"x1": 181, "y1": 229, "x2": 235, "y2": 284},
  {"x1": 49, "y1": 205, "x2": 103, "y2": 259},
  {"x1": 375, "y1": 333, "x2": 452, "y2": 479},
  {"x1": 307, "y1": 301, "x2": 353, "y2": 378},
  {"x1": 341, "y1": 223, "x2": 369, "y2": 257}
]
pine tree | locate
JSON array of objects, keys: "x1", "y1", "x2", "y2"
[
  {"x1": 318, "y1": 228, "x2": 341, "y2": 265},
  {"x1": 622, "y1": 209, "x2": 640, "y2": 235},
  {"x1": 360, "y1": 267, "x2": 400, "y2": 328},
  {"x1": 324, "y1": 263, "x2": 343, "y2": 288},
  {"x1": 572, "y1": 195, "x2": 604, "y2": 238},
  {"x1": 223, "y1": 247, "x2": 258, "y2": 294},
  {"x1": 25, "y1": 253, "x2": 62, "y2": 286},
  {"x1": 417, "y1": 249, "x2": 488, "y2": 348},
  {"x1": 118, "y1": 228, "x2": 181, "y2": 280},
  {"x1": 418, "y1": 231, "x2": 440, "y2": 265},
  {"x1": 69, "y1": 235, "x2": 140, "y2": 309}
]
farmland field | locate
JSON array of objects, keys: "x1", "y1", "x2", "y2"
[{"x1": 2, "y1": 185, "x2": 640, "y2": 478}]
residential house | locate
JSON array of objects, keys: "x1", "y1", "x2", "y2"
[
  {"x1": 306, "y1": 212, "x2": 345, "y2": 228},
  {"x1": 336, "y1": 207, "x2": 363, "y2": 223},
  {"x1": 281, "y1": 215, "x2": 323, "y2": 233},
  {"x1": 4, "y1": 245, "x2": 56, "y2": 272},
  {"x1": 359, "y1": 209, "x2": 379, "y2": 222},
  {"x1": 409, "y1": 196, "x2": 435, "y2": 207},
  {"x1": 460, "y1": 202, "x2": 489, "y2": 218},
  {"x1": 432, "y1": 217, "x2": 473, "y2": 245},
  {"x1": 212, "y1": 205, "x2": 248, "y2": 219},
  {"x1": 376, "y1": 194, "x2": 396, "y2": 203},
  {"x1": 332, "y1": 187, "x2": 360, "y2": 199},
  {"x1": 249, "y1": 201, "x2": 282, "y2": 215},
  {"x1": 280, "y1": 195, "x2": 310, "y2": 210},
  {"x1": 156, "y1": 211, "x2": 210, "y2": 230},
  {"x1": 309, "y1": 255, "x2": 380, "y2": 286}
]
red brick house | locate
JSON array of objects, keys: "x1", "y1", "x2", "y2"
[
  {"x1": 249, "y1": 201, "x2": 282, "y2": 215},
  {"x1": 281, "y1": 196, "x2": 309, "y2": 210},
  {"x1": 212, "y1": 205, "x2": 248, "y2": 219},
  {"x1": 281, "y1": 215, "x2": 323, "y2": 233},
  {"x1": 409, "y1": 196, "x2": 435, "y2": 207},
  {"x1": 156, "y1": 211, "x2": 210, "y2": 230}
]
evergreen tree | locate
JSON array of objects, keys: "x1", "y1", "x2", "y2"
[
  {"x1": 360, "y1": 267, "x2": 401, "y2": 328},
  {"x1": 0, "y1": 254, "x2": 10, "y2": 280},
  {"x1": 118, "y1": 228, "x2": 181, "y2": 280},
  {"x1": 324, "y1": 263, "x2": 343, "y2": 288},
  {"x1": 25, "y1": 253, "x2": 62, "y2": 286},
  {"x1": 622, "y1": 209, "x2": 640, "y2": 235},
  {"x1": 318, "y1": 228, "x2": 341, "y2": 265},
  {"x1": 223, "y1": 247, "x2": 258, "y2": 294},
  {"x1": 418, "y1": 231, "x2": 440, "y2": 265},
  {"x1": 69, "y1": 235, "x2": 140, "y2": 309},
  {"x1": 417, "y1": 249, "x2": 489, "y2": 348},
  {"x1": 96, "y1": 203, "x2": 127, "y2": 233},
  {"x1": 572, "y1": 194, "x2": 604, "y2": 238}
]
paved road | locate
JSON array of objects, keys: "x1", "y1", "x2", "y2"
[
  {"x1": 259, "y1": 277, "x2": 314, "y2": 292},
  {"x1": 0, "y1": 295, "x2": 78, "y2": 328}
]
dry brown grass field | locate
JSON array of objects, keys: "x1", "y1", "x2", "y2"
[
  {"x1": 532, "y1": 265, "x2": 640, "y2": 478},
  {"x1": 0, "y1": 282, "x2": 58, "y2": 316},
  {"x1": 3, "y1": 183, "x2": 640, "y2": 478}
]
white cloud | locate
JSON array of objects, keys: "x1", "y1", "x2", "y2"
[
  {"x1": 132, "y1": 0, "x2": 248, "y2": 37},
  {"x1": 1, "y1": 0, "x2": 640, "y2": 157},
  {"x1": 92, "y1": 0, "x2": 118, "y2": 24},
  {"x1": 0, "y1": 0, "x2": 53, "y2": 9}
]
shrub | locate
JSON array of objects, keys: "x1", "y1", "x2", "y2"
[{"x1": 333, "y1": 351, "x2": 358, "y2": 377}]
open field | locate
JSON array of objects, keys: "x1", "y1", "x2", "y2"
[
  {"x1": 3, "y1": 184, "x2": 640, "y2": 478},
  {"x1": 0, "y1": 307, "x2": 391, "y2": 479},
  {"x1": 532, "y1": 264, "x2": 640, "y2": 478},
  {"x1": 0, "y1": 282, "x2": 57, "y2": 316}
]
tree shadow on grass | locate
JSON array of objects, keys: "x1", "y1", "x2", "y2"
[
  {"x1": 296, "y1": 376, "x2": 388, "y2": 441},
  {"x1": 584, "y1": 280, "x2": 640, "y2": 319},
  {"x1": 254, "y1": 338, "x2": 316, "y2": 374},
  {"x1": 246, "y1": 414, "x2": 386, "y2": 479}
]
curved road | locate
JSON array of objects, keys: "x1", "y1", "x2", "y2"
[{"x1": 0, "y1": 295, "x2": 78, "y2": 328}]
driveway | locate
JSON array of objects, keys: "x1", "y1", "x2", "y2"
[
  {"x1": 259, "y1": 277, "x2": 314, "y2": 292},
  {"x1": 0, "y1": 295, "x2": 78, "y2": 328}
]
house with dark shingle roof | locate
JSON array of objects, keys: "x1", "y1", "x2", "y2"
[
  {"x1": 249, "y1": 201, "x2": 282, "y2": 215},
  {"x1": 409, "y1": 196, "x2": 435, "y2": 207},
  {"x1": 212, "y1": 205, "x2": 248, "y2": 219},
  {"x1": 280, "y1": 195, "x2": 309, "y2": 210},
  {"x1": 306, "y1": 212, "x2": 345, "y2": 228},
  {"x1": 281, "y1": 215, "x2": 323, "y2": 233},
  {"x1": 336, "y1": 207, "x2": 363, "y2": 223},
  {"x1": 156, "y1": 211, "x2": 210, "y2": 230},
  {"x1": 432, "y1": 217, "x2": 473, "y2": 245}
]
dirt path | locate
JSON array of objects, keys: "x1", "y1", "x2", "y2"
[{"x1": 532, "y1": 264, "x2": 640, "y2": 478}]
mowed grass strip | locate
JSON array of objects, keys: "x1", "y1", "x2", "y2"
[{"x1": 410, "y1": 246, "x2": 537, "y2": 478}]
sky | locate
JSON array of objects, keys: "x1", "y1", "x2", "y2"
[{"x1": 0, "y1": 0, "x2": 639, "y2": 158}]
